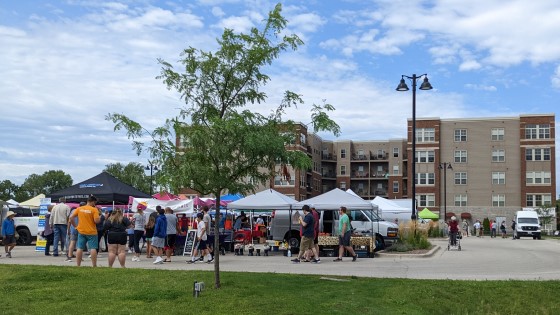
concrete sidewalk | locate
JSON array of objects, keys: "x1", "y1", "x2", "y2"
[{"x1": 2, "y1": 237, "x2": 560, "y2": 280}]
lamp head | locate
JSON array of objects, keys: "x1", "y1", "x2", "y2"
[
  {"x1": 419, "y1": 76, "x2": 433, "y2": 90},
  {"x1": 396, "y1": 78, "x2": 409, "y2": 91}
]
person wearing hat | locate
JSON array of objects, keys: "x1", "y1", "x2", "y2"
[
  {"x1": 448, "y1": 216, "x2": 459, "y2": 246},
  {"x1": 1, "y1": 210, "x2": 17, "y2": 258}
]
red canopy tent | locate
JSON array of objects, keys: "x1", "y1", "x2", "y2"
[{"x1": 152, "y1": 192, "x2": 178, "y2": 200}]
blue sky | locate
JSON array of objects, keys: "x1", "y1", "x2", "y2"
[{"x1": 0, "y1": 0, "x2": 558, "y2": 197}]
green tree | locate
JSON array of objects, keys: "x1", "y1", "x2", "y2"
[
  {"x1": 535, "y1": 203, "x2": 555, "y2": 232},
  {"x1": 0, "y1": 180, "x2": 19, "y2": 201},
  {"x1": 103, "y1": 162, "x2": 151, "y2": 194},
  {"x1": 107, "y1": 4, "x2": 340, "y2": 288},
  {"x1": 17, "y1": 171, "x2": 73, "y2": 201}
]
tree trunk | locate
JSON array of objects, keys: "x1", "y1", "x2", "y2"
[{"x1": 213, "y1": 194, "x2": 221, "y2": 288}]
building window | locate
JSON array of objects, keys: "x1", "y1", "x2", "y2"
[
  {"x1": 300, "y1": 133, "x2": 306, "y2": 146},
  {"x1": 454, "y1": 150, "x2": 467, "y2": 163},
  {"x1": 491, "y1": 128, "x2": 505, "y2": 141},
  {"x1": 393, "y1": 181, "x2": 399, "y2": 193},
  {"x1": 526, "y1": 148, "x2": 551, "y2": 161},
  {"x1": 492, "y1": 172, "x2": 505, "y2": 185},
  {"x1": 526, "y1": 194, "x2": 552, "y2": 207},
  {"x1": 340, "y1": 165, "x2": 346, "y2": 175},
  {"x1": 492, "y1": 194, "x2": 505, "y2": 207},
  {"x1": 454, "y1": 129, "x2": 467, "y2": 142},
  {"x1": 416, "y1": 173, "x2": 435, "y2": 185},
  {"x1": 417, "y1": 194, "x2": 435, "y2": 207},
  {"x1": 454, "y1": 172, "x2": 467, "y2": 185},
  {"x1": 393, "y1": 165, "x2": 399, "y2": 175},
  {"x1": 526, "y1": 172, "x2": 551, "y2": 185},
  {"x1": 416, "y1": 151, "x2": 435, "y2": 163},
  {"x1": 340, "y1": 149, "x2": 346, "y2": 159},
  {"x1": 340, "y1": 181, "x2": 346, "y2": 189},
  {"x1": 454, "y1": 195, "x2": 467, "y2": 207},
  {"x1": 416, "y1": 128, "x2": 435, "y2": 142},
  {"x1": 525, "y1": 124, "x2": 550, "y2": 139},
  {"x1": 274, "y1": 175, "x2": 295, "y2": 186},
  {"x1": 393, "y1": 147, "x2": 399, "y2": 157},
  {"x1": 492, "y1": 149, "x2": 505, "y2": 162}
]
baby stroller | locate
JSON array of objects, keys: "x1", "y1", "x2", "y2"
[{"x1": 447, "y1": 231, "x2": 462, "y2": 251}]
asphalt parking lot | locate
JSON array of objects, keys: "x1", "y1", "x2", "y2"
[{"x1": 2, "y1": 236, "x2": 560, "y2": 280}]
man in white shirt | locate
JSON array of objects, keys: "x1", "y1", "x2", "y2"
[
  {"x1": 49, "y1": 197, "x2": 71, "y2": 257},
  {"x1": 187, "y1": 213, "x2": 212, "y2": 264}
]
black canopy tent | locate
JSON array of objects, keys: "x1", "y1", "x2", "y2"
[{"x1": 48, "y1": 172, "x2": 151, "y2": 205}]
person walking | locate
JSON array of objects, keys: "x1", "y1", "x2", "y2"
[
  {"x1": 202, "y1": 206, "x2": 214, "y2": 261},
  {"x1": 65, "y1": 207, "x2": 79, "y2": 262},
  {"x1": 151, "y1": 207, "x2": 167, "y2": 264},
  {"x1": 145, "y1": 215, "x2": 155, "y2": 259},
  {"x1": 511, "y1": 219, "x2": 517, "y2": 240},
  {"x1": 491, "y1": 220, "x2": 497, "y2": 238},
  {"x1": 69, "y1": 196, "x2": 101, "y2": 267},
  {"x1": 462, "y1": 220, "x2": 469, "y2": 237},
  {"x1": 333, "y1": 206, "x2": 357, "y2": 262},
  {"x1": 500, "y1": 221, "x2": 507, "y2": 238},
  {"x1": 291, "y1": 205, "x2": 320, "y2": 263},
  {"x1": 187, "y1": 212, "x2": 212, "y2": 264},
  {"x1": 1, "y1": 210, "x2": 17, "y2": 258},
  {"x1": 132, "y1": 204, "x2": 146, "y2": 262},
  {"x1": 448, "y1": 216, "x2": 459, "y2": 246},
  {"x1": 311, "y1": 206, "x2": 321, "y2": 262},
  {"x1": 50, "y1": 197, "x2": 71, "y2": 257},
  {"x1": 163, "y1": 207, "x2": 179, "y2": 262},
  {"x1": 473, "y1": 220, "x2": 481, "y2": 237},
  {"x1": 103, "y1": 208, "x2": 131, "y2": 268},
  {"x1": 43, "y1": 206, "x2": 55, "y2": 256}
]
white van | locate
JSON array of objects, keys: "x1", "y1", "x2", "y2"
[
  {"x1": 269, "y1": 209, "x2": 399, "y2": 252},
  {"x1": 514, "y1": 210, "x2": 541, "y2": 240}
]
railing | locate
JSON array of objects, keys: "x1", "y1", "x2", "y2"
[
  {"x1": 321, "y1": 153, "x2": 337, "y2": 161},
  {"x1": 322, "y1": 171, "x2": 336, "y2": 178}
]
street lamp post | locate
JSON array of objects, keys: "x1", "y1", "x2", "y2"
[
  {"x1": 145, "y1": 161, "x2": 159, "y2": 196},
  {"x1": 396, "y1": 74, "x2": 433, "y2": 220},
  {"x1": 439, "y1": 162, "x2": 453, "y2": 221}
]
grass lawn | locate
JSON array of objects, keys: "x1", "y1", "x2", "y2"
[{"x1": 1, "y1": 265, "x2": 559, "y2": 315}]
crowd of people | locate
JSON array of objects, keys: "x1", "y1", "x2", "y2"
[{"x1": 38, "y1": 196, "x2": 218, "y2": 268}]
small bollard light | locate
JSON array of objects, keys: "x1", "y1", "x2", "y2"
[{"x1": 193, "y1": 281, "x2": 205, "y2": 298}]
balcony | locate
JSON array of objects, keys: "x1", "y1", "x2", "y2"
[
  {"x1": 352, "y1": 171, "x2": 369, "y2": 178},
  {"x1": 321, "y1": 153, "x2": 337, "y2": 161},
  {"x1": 371, "y1": 153, "x2": 388, "y2": 160},
  {"x1": 322, "y1": 171, "x2": 336, "y2": 178},
  {"x1": 351, "y1": 154, "x2": 369, "y2": 161}
]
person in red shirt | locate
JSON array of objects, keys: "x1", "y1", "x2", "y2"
[{"x1": 448, "y1": 216, "x2": 459, "y2": 246}]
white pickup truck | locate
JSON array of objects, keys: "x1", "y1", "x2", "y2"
[{"x1": 1, "y1": 206, "x2": 39, "y2": 245}]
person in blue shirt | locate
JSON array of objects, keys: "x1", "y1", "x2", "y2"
[
  {"x1": 1, "y1": 210, "x2": 17, "y2": 258},
  {"x1": 151, "y1": 207, "x2": 167, "y2": 265}
]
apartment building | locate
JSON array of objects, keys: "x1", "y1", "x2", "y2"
[{"x1": 261, "y1": 114, "x2": 556, "y2": 221}]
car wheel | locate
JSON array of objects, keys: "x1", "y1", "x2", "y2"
[
  {"x1": 374, "y1": 235, "x2": 385, "y2": 252},
  {"x1": 16, "y1": 228, "x2": 32, "y2": 246}
]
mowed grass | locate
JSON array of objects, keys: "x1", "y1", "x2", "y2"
[{"x1": 1, "y1": 265, "x2": 559, "y2": 315}]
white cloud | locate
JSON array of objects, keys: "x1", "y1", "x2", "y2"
[
  {"x1": 551, "y1": 65, "x2": 560, "y2": 89},
  {"x1": 459, "y1": 60, "x2": 482, "y2": 71},
  {"x1": 464, "y1": 84, "x2": 497, "y2": 92},
  {"x1": 211, "y1": 6, "x2": 225, "y2": 17}
]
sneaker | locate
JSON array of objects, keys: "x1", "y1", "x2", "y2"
[
  {"x1": 333, "y1": 257, "x2": 343, "y2": 262},
  {"x1": 88, "y1": 254, "x2": 92, "y2": 258},
  {"x1": 291, "y1": 258, "x2": 300, "y2": 263},
  {"x1": 206, "y1": 260, "x2": 214, "y2": 264},
  {"x1": 65, "y1": 257, "x2": 72, "y2": 262},
  {"x1": 128, "y1": 249, "x2": 133, "y2": 254},
  {"x1": 187, "y1": 260, "x2": 196, "y2": 264},
  {"x1": 131, "y1": 257, "x2": 138, "y2": 262},
  {"x1": 312, "y1": 259, "x2": 321, "y2": 264},
  {"x1": 198, "y1": 256, "x2": 204, "y2": 261},
  {"x1": 6, "y1": 252, "x2": 11, "y2": 258},
  {"x1": 352, "y1": 255, "x2": 357, "y2": 262},
  {"x1": 153, "y1": 257, "x2": 162, "y2": 264}
]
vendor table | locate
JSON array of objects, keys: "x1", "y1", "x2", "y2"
[{"x1": 318, "y1": 235, "x2": 376, "y2": 253}]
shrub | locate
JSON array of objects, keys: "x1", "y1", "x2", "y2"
[{"x1": 389, "y1": 221, "x2": 432, "y2": 251}]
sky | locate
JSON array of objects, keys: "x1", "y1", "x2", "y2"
[{"x1": 0, "y1": 0, "x2": 558, "y2": 197}]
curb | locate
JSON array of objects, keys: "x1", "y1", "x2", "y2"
[{"x1": 375, "y1": 245, "x2": 440, "y2": 258}]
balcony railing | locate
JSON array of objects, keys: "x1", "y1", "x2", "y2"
[
  {"x1": 322, "y1": 171, "x2": 336, "y2": 178},
  {"x1": 321, "y1": 153, "x2": 337, "y2": 161}
]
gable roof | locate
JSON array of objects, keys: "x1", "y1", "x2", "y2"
[
  {"x1": 295, "y1": 188, "x2": 373, "y2": 210},
  {"x1": 227, "y1": 189, "x2": 297, "y2": 210},
  {"x1": 48, "y1": 172, "x2": 151, "y2": 205}
]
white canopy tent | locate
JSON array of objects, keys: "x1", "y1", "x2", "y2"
[
  {"x1": 227, "y1": 189, "x2": 298, "y2": 210},
  {"x1": 130, "y1": 198, "x2": 194, "y2": 214},
  {"x1": 19, "y1": 194, "x2": 46, "y2": 208},
  {"x1": 294, "y1": 188, "x2": 374, "y2": 210}
]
